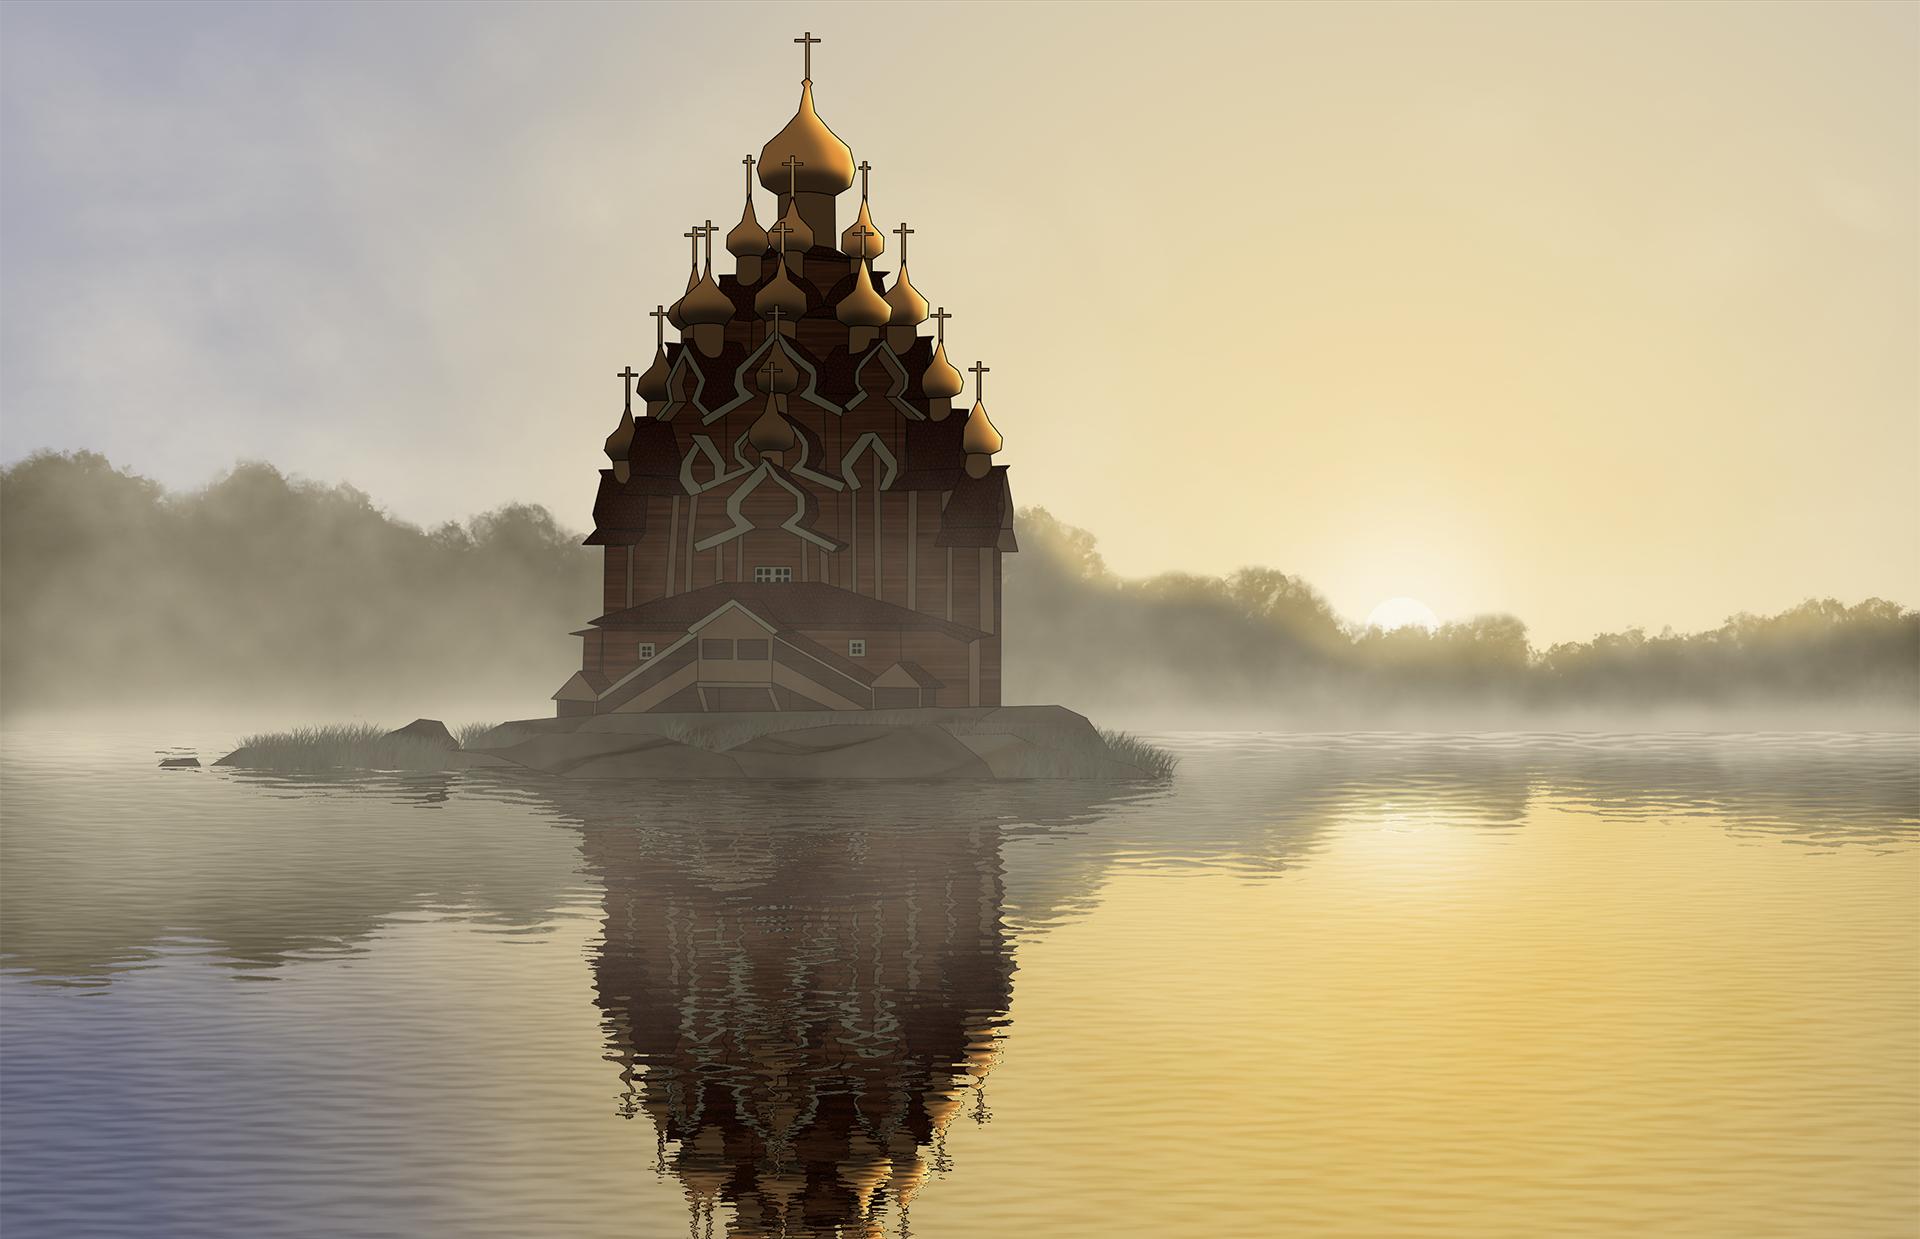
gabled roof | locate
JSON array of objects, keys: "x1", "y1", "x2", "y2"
[
  {"x1": 875, "y1": 660, "x2": 943, "y2": 689},
  {"x1": 591, "y1": 582, "x2": 987, "y2": 641}
]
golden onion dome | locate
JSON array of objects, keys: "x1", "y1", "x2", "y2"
[
  {"x1": 635, "y1": 346, "x2": 673, "y2": 402},
  {"x1": 726, "y1": 196, "x2": 768, "y2": 257},
  {"x1": 839, "y1": 198, "x2": 884, "y2": 260},
  {"x1": 921, "y1": 340, "x2": 964, "y2": 399},
  {"x1": 770, "y1": 198, "x2": 815, "y2": 254},
  {"x1": 885, "y1": 263, "x2": 929, "y2": 325},
  {"x1": 757, "y1": 80, "x2": 855, "y2": 196},
  {"x1": 962, "y1": 400, "x2": 1003, "y2": 454},
  {"x1": 665, "y1": 265, "x2": 699, "y2": 330},
  {"x1": 749, "y1": 395, "x2": 797, "y2": 452},
  {"x1": 755, "y1": 336, "x2": 800, "y2": 393},
  {"x1": 603, "y1": 412, "x2": 634, "y2": 462},
  {"x1": 836, "y1": 261, "x2": 891, "y2": 328},
  {"x1": 679, "y1": 268, "x2": 734, "y2": 326},
  {"x1": 754, "y1": 260, "x2": 808, "y2": 321}
]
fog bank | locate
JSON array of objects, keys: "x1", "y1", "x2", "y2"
[{"x1": 3, "y1": 452, "x2": 1913, "y2": 732}]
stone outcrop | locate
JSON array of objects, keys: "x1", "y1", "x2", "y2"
[
  {"x1": 383, "y1": 718, "x2": 459, "y2": 750},
  {"x1": 458, "y1": 705, "x2": 1154, "y2": 781}
]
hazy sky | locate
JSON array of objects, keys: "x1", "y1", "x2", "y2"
[{"x1": 2, "y1": 1, "x2": 1913, "y2": 644}]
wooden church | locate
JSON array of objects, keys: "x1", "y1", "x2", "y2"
[{"x1": 553, "y1": 35, "x2": 1015, "y2": 717}]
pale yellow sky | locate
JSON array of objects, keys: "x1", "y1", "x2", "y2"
[{"x1": 2, "y1": 1, "x2": 1913, "y2": 644}]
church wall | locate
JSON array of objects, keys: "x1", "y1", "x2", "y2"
[
  {"x1": 950, "y1": 545, "x2": 982, "y2": 633},
  {"x1": 600, "y1": 627, "x2": 686, "y2": 683},
  {"x1": 601, "y1": 547, "x2": 628, "y2": 615},
  {"x1": 736, "y1": 527, "x2": 807, "y2": 581},
  {"x1": 913, "y1": 492, "x2": 949, "y2": 620},
  {"x1": 629, "y1": 498, "x2": 676, "y2": 604},
  {"x1": 876, "y1": 489, "x2": 911, "y2": 607},
  {"x1": 978, "y1": 634, "x2": 1003, "y2": 707},
  {"x1": 792, "y1": 628, "x2": 973, "y2": 703}
]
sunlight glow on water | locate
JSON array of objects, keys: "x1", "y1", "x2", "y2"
[{"x1": 1, "y1": 731, "x2": 1915, "y2": 1237}]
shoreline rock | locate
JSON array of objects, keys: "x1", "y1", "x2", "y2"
[{"x1": 217, "y1": 706, "x2": 1170, "y2": 781}]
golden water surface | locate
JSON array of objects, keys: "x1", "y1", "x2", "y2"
[{"x1": 1, "y1": 731, "x2": 1914, "y2": 1237}]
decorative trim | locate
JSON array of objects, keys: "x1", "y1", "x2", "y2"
[
  {"x1": 680, "y1": 434, "x2": 751, "y2": 495},
  {"x1": 692, "y1": 462, "x2": 840, "y2": 553},
  {"x1": 840, "y1": 432, "x2": 900, "y2": 492},
  {"x1": 846, "y1": 345, "x2": 925, "y2": 421},
  {"x1": 706, "y1": 331, "x2": 844, "y2": 423},
  {"x1": 659, "y1": 350, "x2": 709, "y2": 421}
]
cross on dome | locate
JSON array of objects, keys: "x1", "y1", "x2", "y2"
[
  {"x1": 794, "y1": 31, "x2": 820, "y2": 80},
  {"x1": 616, "y1": 365, "x2": 638, "y2": 416}
]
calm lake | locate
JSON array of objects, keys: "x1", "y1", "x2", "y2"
[{"x1": 2, "y1": 730, "x2": 1915, "y2": 1238}]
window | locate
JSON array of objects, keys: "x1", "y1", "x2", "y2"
[
  {"x1": 754, "y1": 566, "x2": 793, "y2": 584},
  {"x1": 701, "y1": 638, "x2": 734, "y2": 660},
  {"x1": 736, "y1": 639, "x2": 769, "y2": 660},
  {"x1": 637, "y1": 643, "x2": 655, "y2": 661},
  {"x1": 848, "y1": 639, "x2": 866, "y2": 658}
]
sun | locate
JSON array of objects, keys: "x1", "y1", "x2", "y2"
[{"x1": 1365, "y1": 596, "x2": 1440, "y2": 632}]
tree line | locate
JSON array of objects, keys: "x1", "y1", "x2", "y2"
[{"x1": 3, "y1": 451, "x2": 1912, "y2": 726}]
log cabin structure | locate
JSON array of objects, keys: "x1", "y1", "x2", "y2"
[{"x1": 554, "y1": 33, "x2": 1015, "y2": 716}]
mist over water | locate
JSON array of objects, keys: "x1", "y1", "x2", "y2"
[
  {"x1": 2, "y1": 450, "x2": 1914, "y2": 731},
  {"x1": 1, "y1": 730, "x2": 1914, "y2": 1237}
]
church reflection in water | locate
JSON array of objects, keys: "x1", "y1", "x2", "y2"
[{"x1": 536, "y1": 781, "x2": 1138, "y2": 1237}]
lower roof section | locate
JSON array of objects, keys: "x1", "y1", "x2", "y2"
[{"x1": 590, "y1": 581, "x2": 988, "y2": 642}]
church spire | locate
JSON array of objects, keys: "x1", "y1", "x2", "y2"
[
  {"x1": 921, "y1": 306, "x2": 964, "y2": 413},
  {"x1": 840, "y1": 160, "x2": 885, "y2": 263},
  {"x1": 757, "y1": 33, "x2": 854, "y2": 197},
  {"x1": 665, "y1": 225, "x2": 702, "y2": 330},
  {"x1": 884, "y1": 221, "x2": 929, "y2": 352},
  {"x1": 635, "y1": 304, "x2": 672, "y2": 405},
  {"x1": 962, "y1": 360, "x2": 1003, "y2": 477},
  {"x1": 605, "y1": 364, "x2": 638, "y2": 482},
  {"x1": 679, "y1": 221, "x2": 733, "y2": 355},
  {"x1": 726, "y1": 155, "x2": 770, "y2": 282},
  {"x1": 837, "y1": 255, "x2": 891, "y2": 348}
]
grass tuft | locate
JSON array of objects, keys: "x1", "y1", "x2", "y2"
[
  {"x1": 1099, "y1": 728, "x2": 1180, "y2": 779},
  {"x1": 224, "y1": 723, "x2": 455, "y2": 772},
  {"x1": 454, "y1": 721, "x2": 498, "y2": 748}
]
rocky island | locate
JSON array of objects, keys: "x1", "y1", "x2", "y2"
[{"x1": 214, "y1": 706, "x2": 1174, "y2": 781}]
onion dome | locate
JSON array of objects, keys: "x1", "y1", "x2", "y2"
[
  {"x1": 921, "y1": 340, "x2": 964, "y2": 399},
  {"x1": 962, "y1": 400, "x2": 1003, "y2": 454},
  {"x1": 755, "y1": 335, "x2": 800, "y2": 393},
  {"x1": 885, "y1": 263, "x2": 929, "y2": 325},
  {"x1": 757, "y1": 80, "x2": 855, "y2": 196},
  {"x1": 836, "y1": 261, "x2": 891, "y2": 328},
  {"x1": 840, "y1": 198, "x2": 884, "y2": 260},
  {"x1": 665, "y1": 265, "x2": 698, "y2": 330},
  {"x1": 635, "y1": 346, "x2": 672, "y2": 402},
  {"x1": 604, "y1": 412, "x2": 634, "y2": 462},
  {"x1": 680, "y1": 267, "x2": 734, "y2": 326},
  {"x1": 726, "y1": 196, "x2": 768, "y2": 257},
  {"x1": 770, "y1": 198, "x2": 815, "y2": 254},
  {"x1": 754, "y1": 259, "x2": 808, "y2": 320},
  {"x1": 749, "y1": 395, "x2": 797, "y2": 453}
]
